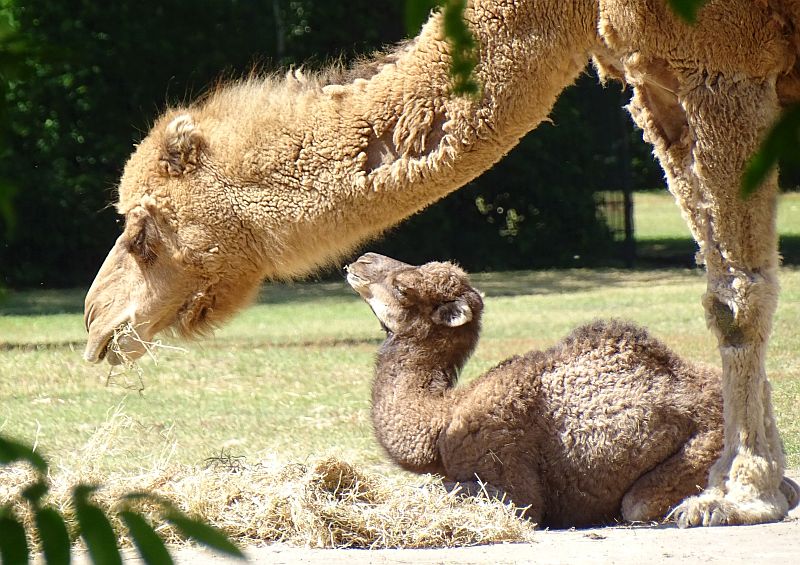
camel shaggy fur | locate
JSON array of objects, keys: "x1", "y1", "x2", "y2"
[
  {"x1": 84, "y1": 1, "x2": 800, "y2": 526},
  {"x1": 346, "y1": 252, "x2": 799, "y2": 528}
]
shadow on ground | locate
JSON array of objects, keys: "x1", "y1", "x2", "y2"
[
  {"x1": 635, "y1": 234, "x2": 800, "y2": 268},
  {"x1": 4, "y1": 236, "x2": 799, "y2": 316}
]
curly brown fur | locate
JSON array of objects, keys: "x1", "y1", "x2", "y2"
[{"x1": 348, "y1": 253, "x2": 798, "y2": 528}]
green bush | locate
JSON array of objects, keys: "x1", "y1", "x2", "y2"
[{"x1": 0, "y1": 434, "x2": 244, "y2": 564}]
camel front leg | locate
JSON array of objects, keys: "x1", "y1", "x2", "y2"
[{"x1": 627, "y1": 66, "x2": 789, "y2": 527}]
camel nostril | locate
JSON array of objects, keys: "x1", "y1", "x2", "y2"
[
  {"x1": 197, "y1": 306, "x2": 209, "y2": 324},
  {"x1": 85, "y1": 303, "x2": 96, "y2": 332}
]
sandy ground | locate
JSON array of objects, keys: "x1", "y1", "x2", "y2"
[
  {"x1": 76, "y1": 471, "x2": 800, "y2": 565},
  {"x1": 96, "y1": 512, "x2": 800, "y2": 565},
  {"x1": 155, "y1": 510, "x2": 800, "y2": 564}
]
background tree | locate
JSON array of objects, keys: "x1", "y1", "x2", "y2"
[{"x1": 0, "y1": 0, "x2": 796, "y2": 288}]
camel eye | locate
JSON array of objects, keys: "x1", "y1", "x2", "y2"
[
  {"x1": 127, "y1": 220, "x2": 158, "y2": 265},
  {"x1": 131, "y1": 228, "x2": 146, "y2": 250}
]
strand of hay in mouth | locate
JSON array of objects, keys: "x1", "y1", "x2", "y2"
[
  {"x1": 1, "y1": 457, "x2": 535, "y2": 550},
  {"x1": 105, "y1": 322, "x2": 186, "y2": 393}
]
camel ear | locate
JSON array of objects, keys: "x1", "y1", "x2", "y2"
[
  {"x1": 432, "y1": 299, "x2": 472, "y2": 327},
  {"x1": 160, "y1": 114, "x2": 206, "y2": 176}
]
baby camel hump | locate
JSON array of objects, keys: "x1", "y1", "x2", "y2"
[
  {"x1": 443, "y1": 321, "x2": 722, "y2": 527},
  {"x1": 345, "y1": 252, "x2": 797, "y2": 528}
]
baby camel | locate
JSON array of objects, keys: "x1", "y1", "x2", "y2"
[{"x1": 346, "y1": 252, "x2": 797, "y2": 528}]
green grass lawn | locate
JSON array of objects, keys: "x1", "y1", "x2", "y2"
[
  {"x1": 634, "y1": 190, "x2": 800, "y2": 265},
  {"x1": 1, "y1": 193, "x2": 799, "y2": 476},
  {"x1": 634, "y1": 191, "x2": 800, "y2": 239}
]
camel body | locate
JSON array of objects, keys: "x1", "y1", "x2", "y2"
[
  {"x1": 83, "y1": 1, "x2": 800, "y2": 526},
  {"x1": 443, "y1": 327, "x2": 724, "y2": 528},
  {"x1": 348, "y1": 252, "x2": 728, "y2": 527}
]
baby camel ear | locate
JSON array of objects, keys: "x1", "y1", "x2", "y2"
[
  {"x1": 432, "y1": 299, "x2": 473, "y2": 327},
  {"x1": 160, "y1": 114, "x2": 206, "y2": 177}
]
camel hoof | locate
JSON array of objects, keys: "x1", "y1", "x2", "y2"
[
  {"x1": 670, "y1": 490, "x2": 788, "y2": 528},
  {"x1": 780, "y1": 477, "x2": 800, "y2": 511}
]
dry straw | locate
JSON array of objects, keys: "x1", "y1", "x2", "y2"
[
  {"x1": 105, "y1": 322, "x2": 186, "y2": 392},
  {"x1": 1, "y1": 457, "x2": 535, "y2": 549},
  {"x1": 0, "y1": 409, "x2": 535, "y2": 550}
]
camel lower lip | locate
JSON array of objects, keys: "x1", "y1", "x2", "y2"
[
  {"x1": 84, "y1": 319, "x2": 134, "y2": 365},
  {"x1": 83, "y1": 334, "x2": 112, "y2": 364},
  {"x1": 98, "y1": 339, "x2": 109, "y2": 361},
  {"x1": 346, "y1": 272, "x2": 367, "y2": 287}
]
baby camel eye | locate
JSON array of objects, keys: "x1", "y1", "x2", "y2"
[{"x1": 392, "y1": 283, "x2": 410, "y2": 300}]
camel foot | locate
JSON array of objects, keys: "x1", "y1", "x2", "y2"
[
  {"x1": 669, "y1": 487, "x2": 789, "y2": 528},
  {"x1": 780, "y1": 476, "x2": 799, "y2": 511}
]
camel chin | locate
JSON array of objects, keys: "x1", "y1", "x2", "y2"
[{"x1": 83, "y1": 324, "x2": 150, "y2": 366}]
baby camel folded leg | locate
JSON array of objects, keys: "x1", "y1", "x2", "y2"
[{"x1": 622, "y1": 428, "x2": 722, "y2": 522}]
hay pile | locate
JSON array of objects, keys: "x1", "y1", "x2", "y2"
[{"x1": 1, "y1": 455, "x2": 535, "y2": 549}]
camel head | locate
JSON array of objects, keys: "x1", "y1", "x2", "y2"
[
  {"x1": 84, "y1": 112, "x2": 261, "y2": 365},
  {"x1": 346, "y1": 252, "x2": 483, "y2": 352}
]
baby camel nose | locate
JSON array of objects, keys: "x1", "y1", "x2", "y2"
[
  {"x1": 345, "y1": 253, "x2": 377, "y2": 273},
  {"x1": 348, "y1": 253, "x2": 412, "y2": 280},
  {"x1": 356, "y1": 253, "x2": 380, "y2": 264}
]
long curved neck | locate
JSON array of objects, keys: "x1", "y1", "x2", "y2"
[
  {"x1": 197, "y1": 1, "x2": 597, "y2": 278},
  {"x1": 371, "y1": 336, "x2": 464, "y2": 474}
]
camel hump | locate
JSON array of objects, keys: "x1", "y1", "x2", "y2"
[{"x1": 557, "y1": 319, "x2": 677, "y2": 364}]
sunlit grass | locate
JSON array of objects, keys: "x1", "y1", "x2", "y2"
[
  {"x1": 2, "y1": 266, "x2": 799, "y2": 472},
  {"x1": 1, "y1": 191, "x2": 799, "y2": 474},
  {"x1": 633, "y1": 190, "x2": 800, "y2": 240}
]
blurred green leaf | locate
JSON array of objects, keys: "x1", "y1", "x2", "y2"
[
  {"x1": 0, "y1": 436, "x2": 237, "y2": 565},
  {"x1": 72, "y1": 483, "x2": 100, "y2": 501},
  {"x1": 742, "y1": 104, "x2": 800, "y2": 197},
  {"x1": 121, "y1": 491, "x2": 154, "y2": 503},
  {"x1": 405, "y1": 0, "x2": 439, "y2": 34},
  {"x1": 0, "y1": 508, "x2": 30, "y2": 565},
  {"x1": 125, "y1": 494, "x2": 242, "y2": 560},
  {"x1": 120, "y1": 511, "x2": 173, "y2": 565},
  {"x1": 35, "y1": 507, "x2": 72, "y2": 565},
  {"x1": 0, "y1": 435, "x2": 47, "y2": 473},
  {"x1": 165, "y1": 511, "x2": 244, "y2": 559},
  {"x1": 73, "y1": 489, "x2": 123, "y2": 565},
  {"x1": 667, "y1": 0, "x2": 709, "y2": 23},
  {"x1": 404, "y1": 1, "x2": 477, "y2": 96},
  {"x1": 441, "y1": 0, "x2": 478, "y2": 96}
]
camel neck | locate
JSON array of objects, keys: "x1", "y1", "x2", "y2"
[
  {"x1": 370, "y1": 337, "x2": 463, "y2": 475},
  {"x1": 192, "y1": 1, "x2": 597, "y2": 280},
  {"x1": 318, "y1": 0, "x2": 598, "y2": 226}
]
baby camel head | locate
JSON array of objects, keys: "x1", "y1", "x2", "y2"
[{"x1": 346, "y1": 253, "x2": 483, "y2": 364}]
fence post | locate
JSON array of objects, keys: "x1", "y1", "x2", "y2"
[{"x1": 620, "y1": 106, "x2": 636, "y2": 268}]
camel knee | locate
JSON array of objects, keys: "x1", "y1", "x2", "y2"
[
  {"x1": 705, "y1": 296, "x2": 745, "y2": 347},
  {"x1": 702, "y1": 270, "x2": 778, "y2": 348}
]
